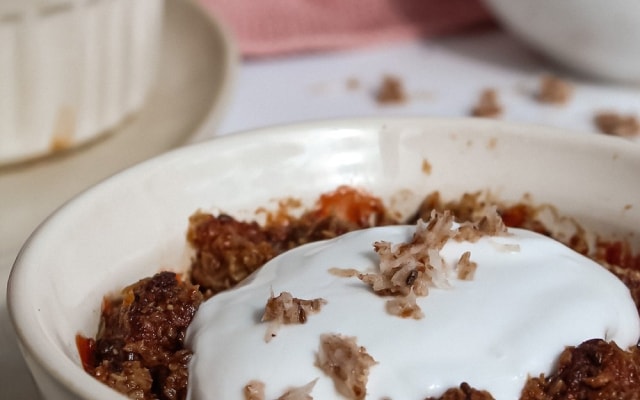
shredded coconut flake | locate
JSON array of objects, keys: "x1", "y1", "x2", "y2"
[
  {"x1": 262, "y1": 291, "x2": 327, "y2": 342},
  {"x1": 316, "y1": 334, "x2": 377, "y2": 400},
  {"x1": 328, "y1": 268, "x2": 360, "y2": 278}
]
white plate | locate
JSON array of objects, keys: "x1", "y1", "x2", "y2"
[{"x1": 0, "y1": 0, "x2": 236, "y2": 397}]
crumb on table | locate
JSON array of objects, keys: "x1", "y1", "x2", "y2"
[
  {"x1": 471, "y1": 88, "x2": 502, "y2": 118},
  {"x1": 537, "y1": 75, "x2": 573, "y2": 104},
  {"x1": 594, "y1": 112, "x2": 640, "y2": 138},
  {"x1": 375, "y1": 75, "x2": 407, "y2": 104}
]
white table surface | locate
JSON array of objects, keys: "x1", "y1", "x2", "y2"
[
  {"x1": 197, "y1": 30, "x2": 640, "y2": 142},
  {"x1": 3, "y1": 24, "x2": 640, "y2": 399}
]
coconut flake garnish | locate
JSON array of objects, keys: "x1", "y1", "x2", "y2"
[
  {"x1": 334, "y1": 208, "x2": 509, "y2": 319},
  {"x1": 262, "y1": 291, "x2": 327, "y2": 342}
]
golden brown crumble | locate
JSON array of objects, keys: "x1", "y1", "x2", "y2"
[
  {"x1": 83, "y1": 187, "x2": 640, "y2": 400},
  {"x1": 594, "y1": 112, "x2": 640, "y2": 138},
  {"x1": 262, "y1": 291, "x2": 327, "y2": 342},
  {"x1": 521, "y1": 339, "x2": 640, "y2": 400}
]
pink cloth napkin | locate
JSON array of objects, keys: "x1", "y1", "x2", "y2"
[{"x1": 199, "y1": 0, "x2": 494, "y2": 57}]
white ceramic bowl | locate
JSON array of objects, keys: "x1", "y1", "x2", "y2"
[
  {"x1": 7, "y1": 118, "x2": 640, "y2": 399},
  {"x1": 0, "y1": 0, "x2": 164, "y2": 165},
  {"x1": 484, "y1": 0, "x2": 640, "y2": 83}
]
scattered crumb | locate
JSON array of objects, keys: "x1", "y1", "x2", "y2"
[
  {"x1": 277, "y1": 379, "x2": 318, "y2": 400},
  {"x1": 487, "y1": 137, "x2": 498, "y2": 150},
  {"x1": 346, "y1": 77, "x2": 360, "y2": 90},
  {"x1": 537, "y1": 75, "x2": 572, "y2": 104},
  {"x1": 624, "y1": 204, "x2": 633, "y2": 211},
  {"x1": 594, "y1": 112, "x2": 640, "y2": 138},
  {"x1": 422, "y1": 159, "x2": 432, "y2": 175},
  {"x1": 316, "y1": 334, "x2": 376, "y2": 400},
  {"x1": 375, "y1": 75, "x2": 407, "y2": 105},
  {"x1": 471, "y1": 89, "x2": 502, "y2": 118},
  {"x1": 244, "y1": 380, "x2": 266, "y2": 400},
  {"x1": 262, "y1": 291, "x2": 327, "y2": 342}
]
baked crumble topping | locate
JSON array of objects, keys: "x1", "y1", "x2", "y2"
[
  {"x1": 316, "y1": 334, "x2": 376, "y2": 400},
  {"x1": 262, "y1": 291, "x2": 327, "y2": 342},
  {"x1": 188, "y1": 186, "x2": 396, "y2": 299},
  {"x1": 79, "y1": 272, "x2": 202, "y2": 400},
  {"x1": 521, "y1": 339, "x2": 640, "y2": 400}
]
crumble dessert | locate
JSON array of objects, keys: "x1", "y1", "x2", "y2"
[
  {"x1": 316, "y1": 334, "x2": 376, "y2": 400},
  {"x1": 186, "y1": 210, "x2": 637, "y2": 399},
  {"x1": 79, "y1": 186, "x2": 640, "y2": 400},
  {"x1": 77, "y1": 272, "x2": 202, "y2": 400}
]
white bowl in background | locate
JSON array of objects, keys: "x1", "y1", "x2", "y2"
[
  {"x1": 0, "y1": 0, "x2": 164, "y2": 165},
  {"x1": 7, "y1": 117, "x2": 640, "y2": 399},
  {"x1": 484, "y1": 0, "x2": 640, "y2": 83}
]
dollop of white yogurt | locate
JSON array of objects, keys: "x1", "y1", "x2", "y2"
[{"x1": 186, "y1": 225, "x2": 639, "y2": 400}]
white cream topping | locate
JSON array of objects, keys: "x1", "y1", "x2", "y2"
[{"x1": 186, "y1": 225, "x2": 640, "y2": 400}]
